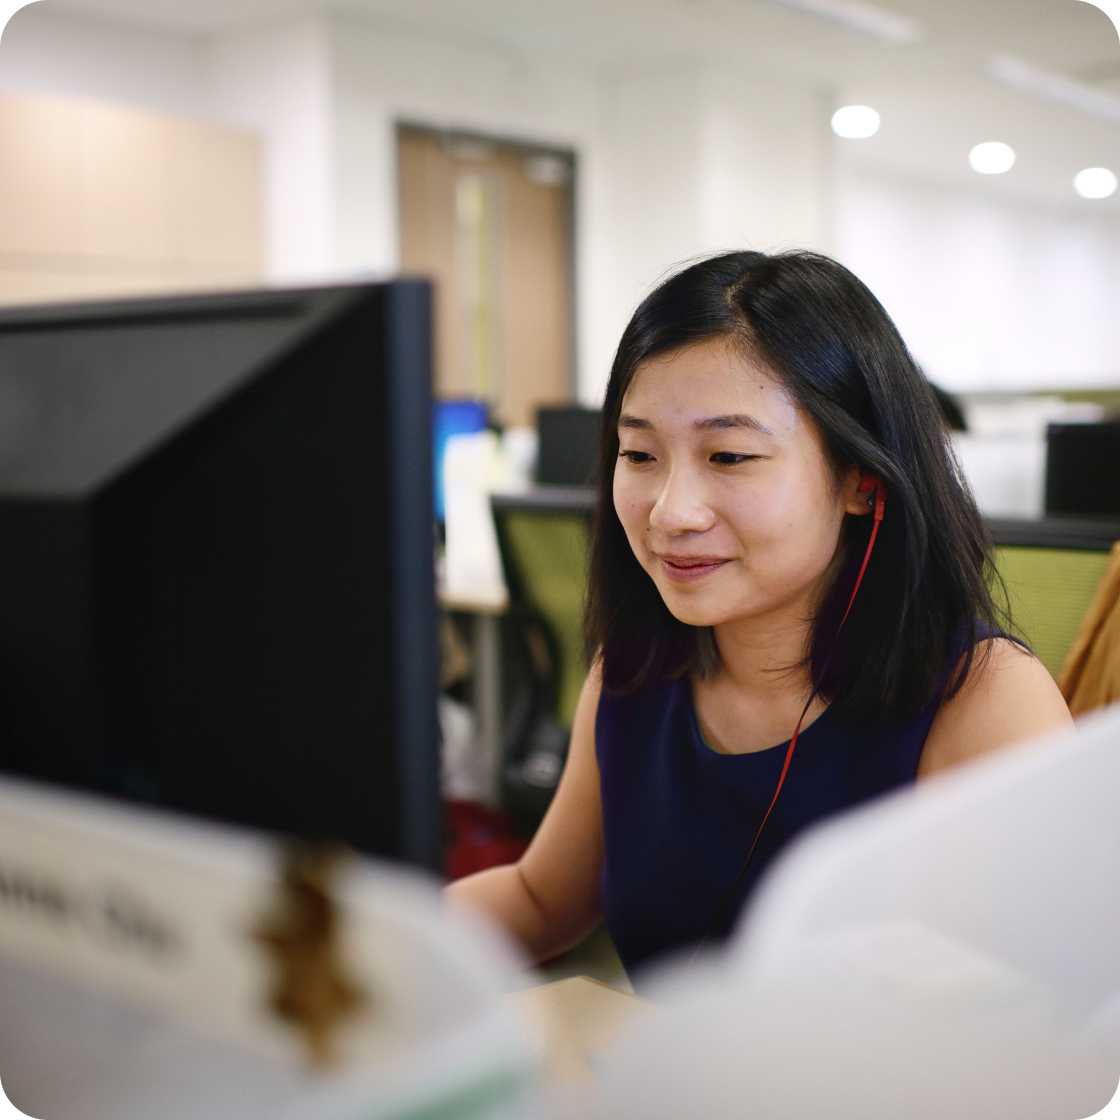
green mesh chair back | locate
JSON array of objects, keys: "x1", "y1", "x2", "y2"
[
  {"x1": 988, "y1": 518, "x2": 1120, "y2": 679},
  {"x1": 491, "y1": 488, "x2": 595, "y2": 726}
]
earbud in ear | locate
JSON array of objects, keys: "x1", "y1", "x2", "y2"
[{"x1": 857, "y1": 474, "x2": 886, "y2": 522}]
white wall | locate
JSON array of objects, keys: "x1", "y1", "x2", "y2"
[
  {"x1": 207, "y1": 18, "x2": 334, "y2": 280},
  {"x1": 835, "y1": 162, "x2": 1120, "y2": 391},
  {"x1": 698, "y1": 71, "x2": 834, "y2": 257},
  {"x1": 582, "y1": 67, "x2": 706, "y2": 400},
  {"x1": 15, "y1": 5, "x2": 1112, "y2": 404},
  {"x1": 583, "y1": 65, "x2": 833, "y2": 403},
  {"x1": 0, "y1": 6, "x2": 835, "y2": 403},
  {"x1": 0, "y1": 4, "x2": 208, "y2": 117}
]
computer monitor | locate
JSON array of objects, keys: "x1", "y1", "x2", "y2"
[
  {"x1": 1045, "y1": 419, "x2": 1120, "y2": 518},
  {"x1": 535, "y1": 404, "x2": 601, "y2": 487},
  {"x1": 0, "y1": 280, "x2": 441, "y2": 872}
]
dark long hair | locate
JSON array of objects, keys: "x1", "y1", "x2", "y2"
[{"x1": 584, "y1": 250, "x2": 1008, "y2": 723}]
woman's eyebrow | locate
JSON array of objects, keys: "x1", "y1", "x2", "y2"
[
  {"x1": 696, "y1": 414, "x2": 774, "y2": 436},
  {"x1": 618, "y1": 413, "x2": 774, "y2": 436}
]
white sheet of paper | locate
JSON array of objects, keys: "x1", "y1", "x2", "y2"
[{"x1": 0, "y1": 777, "x2": 539, "y2": 1120}]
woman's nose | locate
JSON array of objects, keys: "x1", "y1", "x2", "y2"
[{"x1": 648, "y1": 470, "x2": 715, "y2": 534}]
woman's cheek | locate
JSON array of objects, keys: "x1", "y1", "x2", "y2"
[
  {"x1": 613, "y1": 491, "x2": 646, "y2": 549},
  {"x1": 613, "y1": 479, "x2": 643, "y2": 523},
  {"x1": 730, "y1": 491, "x2": 783, "y2": 539},
  {"x1": 751, "y1": 474, "x2": 808, "y2": 536}
]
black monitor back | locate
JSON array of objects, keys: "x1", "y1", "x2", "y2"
[
  {"x1": 0, "y1": 282, "x2": 441, "y2": 872},
  {"x1": 1045, "y1": 420, "x2": 1120, "y2": 519},
  {"x1": 535, "y1": 405, "x2": 601, "y2": 487}
]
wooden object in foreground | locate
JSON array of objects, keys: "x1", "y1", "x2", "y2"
[{"x1": 507, "y1": 976, "x2": 653, "y2": 1085}]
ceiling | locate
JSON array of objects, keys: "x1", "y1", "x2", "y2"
[{"x1": 37, "y1": 0, "x2": 1120, "y2": 209}]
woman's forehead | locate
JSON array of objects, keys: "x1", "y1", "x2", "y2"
[{"x1": 622, "y1": 338, "x2": 798, "y2": 434}]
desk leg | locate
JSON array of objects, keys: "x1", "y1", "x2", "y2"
[{"x1": 472, "y1": 613, "x2": 503, "y2": 807}]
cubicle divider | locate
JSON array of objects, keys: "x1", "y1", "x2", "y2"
[{"x1": 987, "y1": 516, "x2": 1120, "y2": 680}]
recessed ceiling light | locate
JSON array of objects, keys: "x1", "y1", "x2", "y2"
[
  {"x1": 969, "y1": 142, "x2": 1016, "y2": 175},
  {"x1": 1074, "y1": 167, "x2": 1118, "y2": 199},
  {"x1": 831, "y1": 105, "x2": 881, "y2": 139}
]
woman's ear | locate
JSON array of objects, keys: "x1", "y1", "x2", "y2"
[{"x1": 841, "y1": 464, "x2": 872, "y2": 516}]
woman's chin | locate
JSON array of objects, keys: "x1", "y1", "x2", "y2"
[{"x1": 659, "y1": 594, "x2": 727, "y2": 629}]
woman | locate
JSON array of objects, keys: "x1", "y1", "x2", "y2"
[{"x1": 446, "y1": 250, "x2": 1071, "y2": 981}]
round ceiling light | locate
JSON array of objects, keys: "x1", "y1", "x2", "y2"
[
  {"x1": 969, "y1": 141, "x2": 1016, "y2": 175},
  {"x1": 1073, "y1": 167, "x2": 1118, "y2": 200},
  {"x1": 831, "y1": 105, "x2": 880, "y2": 140}
]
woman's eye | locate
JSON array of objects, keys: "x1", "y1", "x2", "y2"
[
  {"x1": 618, "y1": 449, "x2": 654, "y2": 464},
  {"x1": 710, "y1": 452, "x2": 759, "y2": 466}
]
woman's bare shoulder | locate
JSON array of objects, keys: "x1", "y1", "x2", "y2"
[{"x1": 917, "y1": 638, "x2": 1073, "y2": 781}]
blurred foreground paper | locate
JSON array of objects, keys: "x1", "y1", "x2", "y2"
[
  {"x1": 0, "y1": 777, "x2": 538, "y2": 1120},
  {"x1": 579, "y1": 703, "x2": 1120, "y2": 1120}
]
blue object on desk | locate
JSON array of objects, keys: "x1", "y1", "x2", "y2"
[{"x1": 434, "y1": 398, "x2": 489, "y2": 523}]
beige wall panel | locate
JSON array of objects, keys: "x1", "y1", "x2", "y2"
[
  {"x1": 0, "y1": 92, "x2": 264, "y2": 309},
  {"x1": 164, "y1": 117, "x2": 263, "y2": 268},
  {"x1": 78, "y1": 100, "x2": 172, "y2": 262},
  {"x1": 0, "y1": 95, "x2": 85, "y2": 256},
  {"x1": 0, "y1": 268, "x2": 163, "y2": 305},
  {"x1": 0, "y1": 269, "x2": 89, "y2": 305},
  {"x1": 151, "y1": 262, "x2": 265, "y2": 294},
  {"x1": 0, "y1": 264, "x2": 266, "y2": 308}
]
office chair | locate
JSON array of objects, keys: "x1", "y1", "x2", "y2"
[
  {"x1": 490, "y1": 487, "x2": 596, "y2": 833},
  {"x1": 988, "y1": 517, "x2": 1120, "y2": 679}
]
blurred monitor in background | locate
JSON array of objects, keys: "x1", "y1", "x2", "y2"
[
  {"x1": 1045, "y1": 419, "x2": 1120, "y2": 519},
  {"x1": 950, "y1": 395, "x2": 1108, "y2": 520},
  {"x1": 433, "y1": 397, "x2": 489, "y2": 524},
  {"x1": 535, "y1": 403, "x2": 601, "y2": 487},
  {"x1": 0, "y1": 281, "x2": 442, "y2": 872}
]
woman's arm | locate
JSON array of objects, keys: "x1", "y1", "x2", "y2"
[
  {"x1": 917, "y1": 638, "x2": 1073, "y2": 781},
  {"x1": 444, "y1": 663, "x2": 605, "y2": 964}
]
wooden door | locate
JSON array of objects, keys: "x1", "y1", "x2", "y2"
[{"x1": 397, "y1": 126, "x2": 574, "y2": 428}]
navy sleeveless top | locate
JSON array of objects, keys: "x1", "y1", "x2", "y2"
[{"x1": 596, "y1": 675, "x2": 942, "y2": 980}]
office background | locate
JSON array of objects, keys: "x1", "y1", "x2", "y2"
[
  {"x1": 1, "y1": 0, "x2": 1119, "y2": 1009},
  {"x1": 0, "y1": 0, "x2": 1118, "y2": 413}
]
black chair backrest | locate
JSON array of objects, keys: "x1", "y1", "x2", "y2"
[{"x1": 490, "y1": 485, "x2": 596, "y2": 832}]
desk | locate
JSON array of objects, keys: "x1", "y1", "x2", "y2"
[
  {"x1": 440, "y1": 583, "x2": 508, "y2": 806},
  {"x1": 508, "y1": 976, "x2": 653, "y2": 1086}
]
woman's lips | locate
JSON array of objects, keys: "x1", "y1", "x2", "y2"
[{"x1": 657, "y1": 555, "x2": 729, "y2": 582}]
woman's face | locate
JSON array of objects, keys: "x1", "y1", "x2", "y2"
[{"x1": 613, "y1": 336, "x2": 866, "y2": 634}]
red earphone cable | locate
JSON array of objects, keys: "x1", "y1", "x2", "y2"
[
  {"x1": 839, "y1": 486, "x2": 885, "y2": 631},
  {"x1": 752, "y1": 483, "x2": 882, "y2": 855},
  {"x1": 719, "y1": 484, "x2": 886, "y2": 918}
]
